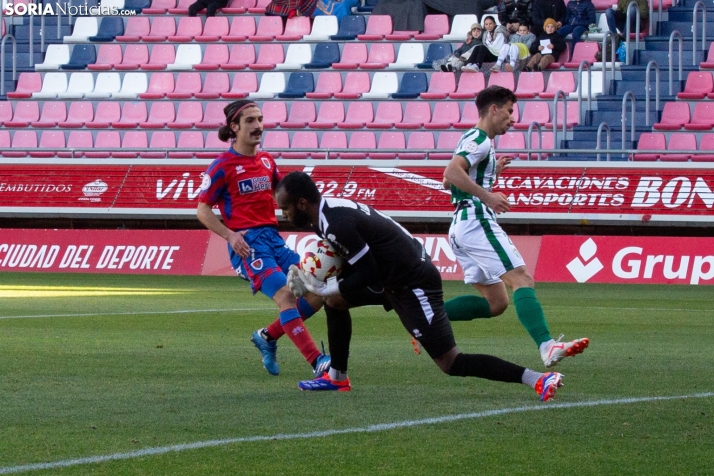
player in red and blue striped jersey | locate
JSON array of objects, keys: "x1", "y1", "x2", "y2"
[{"x1": 197, "y1": 100, "x2": 330, "y2": 378}]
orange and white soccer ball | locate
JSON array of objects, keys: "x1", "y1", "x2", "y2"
[{"x1": 300, "y1": 239, "x2": 343, "y2": 282}]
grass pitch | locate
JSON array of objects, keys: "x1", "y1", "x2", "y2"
[{"x1": 0, "y1": 272, "x2": 713, "y2": 475}]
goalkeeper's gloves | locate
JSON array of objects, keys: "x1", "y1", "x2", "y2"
[
  {"x1": 288, "y1": 264, "x2": 341, "y2": 298},
  {"x1": 287, "y1": 265, "x2": 308, "y2": 298}
]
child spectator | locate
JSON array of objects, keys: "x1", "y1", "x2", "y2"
[
  {"x1": 462, "y1": 16, "x2": 509, "y2": 72},
  {"x1": 557, "y1": 0, "x2": 595, "y2": 53},
  {"x1": 523, "y1": 18, "x2": 566, "y2": 71},
  {"x1": 435, "y1": 23, "x2": 483, "y2": 72},
  {"x1": 491, "y1": 23, "x2": 536, "y2": 72}
]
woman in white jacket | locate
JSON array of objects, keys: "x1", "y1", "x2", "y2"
[{"x1": 462, "y1": 17, "x2": 508, "y2": 72}]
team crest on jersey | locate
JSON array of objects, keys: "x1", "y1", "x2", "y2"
[
  {"x1": 250, "y1": 258, "x2": 264, "y2": 271},
  {"x1": 464, "y1": 141, "x2": 480, "y2": 153},
  {"x1": 261, "y1": 156, "x2": 271, "y2": 170},
  {"x1": 199, "y1": 172, "x2": 211, "y2": 191}
]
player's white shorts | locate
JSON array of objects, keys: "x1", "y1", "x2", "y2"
[{"x1": 448, "y1": 213, "x2": 525, "y2": 286}]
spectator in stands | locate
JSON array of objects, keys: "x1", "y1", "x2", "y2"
[
  {"x1": 188, "y1": 0, "x2": 228, "y2": 17},
  {"x1": 265, "y1": 0, "x2": 317, "y2": 18},
  {"x1": 462, "y1": 16, "x2": 509, "y2": 72},
  {"x1": 605, "y1": 0, "x2": 648, "y2": 36},
  {"x1": 523, "y1": 17, "x2": 566, "y2": 71},
  {"x1": 531, "y1": 0, "x2": 566, "y2": 35},
  {"x1": 434, "y1": 23, "x2": 483, "y2": 72},
  {"x1": 491, "y1": 23, "x2": 536, "y2": 72},
  {"x1": 497, "y1": 0, "x2": 534, "y2": 34},
  {"x1": 557, "y1": 0, "x2": 595, "y2": 53}
]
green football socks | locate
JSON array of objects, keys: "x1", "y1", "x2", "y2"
[
  {"x1": 513, "y1": 287, "x2": 552, "y2": 347},
  {"x1": 444, "y1": 295, "x2": 492, "y2": 321}
]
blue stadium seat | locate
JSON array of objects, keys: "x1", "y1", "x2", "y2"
[
  {"x1": 304, "y1": 43, "x2": 341, "y2": 69},
  {"x1": 88, "y1": 17, "x2": 125, "y2": 42},
  {"x1": 391, "y1": 72, "x2": 428, "y2": 99},
  {"x1": 124, "y1": 0, "x2": 151, "y2": 12},
  {"x1": 278, "y1": 72, "x2": 315, "y2": 98},
  {"x1": 416, "y1": 43, "x2": 453, "y2": 69},
  {"x1": 60, "y1": 45, "x2": 97, "y2": 71},
  {"x1": 330, "y1": 15, "x2": 366, "y2": 41}
]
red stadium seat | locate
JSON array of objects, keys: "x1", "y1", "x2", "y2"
[
  {"x1": 433, "y1": 131, "x2": 462, "y2": 159},
  {"x1": 196, "y1": 17, "x2": 229, "y2": 42},
  {"x1": 140, "y1": 102, "x2": 175, "y2": 128},
  {"x1": 225, "y1": 17, "x2": 256, "y2": 42},
  {"x1": 342, "y1": 131, "x2": 376, "y2": 159},
  {"x1": 31, "y1": 101, "x2": 67, "y2": 128},
  {"x1": 653, "y1": 102, "x2": 689, "y2": 131},
  {"x1": 223, "y1": 0, "x2": 254, "y2": 13},
  {"x1": 564, "y1": 42, "x2": 599, "y2": 68},
  {"x1": 0, "y1": 101, "x2": 11, "y2": 125},
  {"x1": 420, "y1": 72, "x2": 456, "y2": 99},
  {"x1": 414, "y1": 14, "x2": 449, "y2": 40},
  {"x1": 224, "y1": 72, "x2": 258, "y2": 98},
  {"x1": 488, "y1": 71, "x2": 515, "y2": 90},
  {"x1": 86, "y1": 101, "x2": 121, "y2": 128},
  {"x1": 337, "y1": 102, "x2": 372, "y2": 129},
  {"x1": 116, "y1": 131, "x2": 148, "y2": 158},
  {"x1": 142, "y1": 17, "x2": 176, "y2": 42},
  {"x1": 31, "y1": 131, "x2": 65, "y2": 158},
  {"x1": 307, "y1": 72, "x2": 343, "y2": 99},
  {"x1": 283, "y1": 131, "x2": 318, "y2": 159},
  {"x1": 86, "y1": 131, "x2": 120, "y2": 158},
  {"x1": 249, "y1": 16, "x2": 283, "y2": 42},
  {"x1": 425, "y1": 102, "x2": 460, "y2": 129},
  {"x1": 694, "y1": 134, "x2": 714, "y2": 161},
  {"x1": 540, "y1": 72, "x2": 576, "y2": 99},
  {"x1": 684, "y1": 102, "x2": 714, "y2": 130},
  {"x1": 170, "y1": 131, "x2": 204, "y2": 158},
  {"x1": 496, "y1": 131, "x2": 526, "y2": 159},
  {"x1": 701, "y1": 43, "x2": 714, "y2": 69},
  {"x1": 319, "y1": 131, "x2": 348, "y2": 159},
  {"x1": 0, "y1": 131, "x2": 12, "y2": 156},
  {"x1": 113, "y1": 102, "x2": 148, "y2": 129},
  {"x1": 514, "y1": 72, "x2": 545, "y2": 98},
  {"x1": 7, "y1": 72, "x2": 42, "y2": 98},
  {"x1": 546, "y1": 101, "x2": 579, "y2": 129},
  {"x1": 167, "y1": 72, "x2": 202, "y2": 99},
  {"x1": 334, "y1": 72, "x2": 370, "y2": 99},
  {"x1": 261, "y1": 101, "x2": 288, "y2": 128},
  {"x1": 367, "y1": 102, "x2": 402, "y2": 129},
  {"x1": 168, "y1": 0, "x2": 193, "y2": 14},
  {"x1": 396, "y1": 102, "x2": 431, "y2": 129},
  {"x1": 197, "y1": 131, "x2": 228, "y2": 158},
  {"x1": 360, "y1": 43, "x2": 395, "y2": 69},
  {"x1": 262, "y1": 131, "x2": 290, "y2": 159},
  {"x1": 662, "y1": 133, "x2": 697, "y2": 161},
  {"x1": 5, "y1": 101, "x2": 40, "y2": 127},
  {"x1": 5, "y1": 131, "x2": 37, "y2": 157},
  {"x1": 196, "y1": 72, "x2": 230, "y2": 99},
  {"x1": 372, "y1": 131, "x2": 405, "y2": 159},
  {"x1": 455, "y1": 101, "x2": 480, "y2": 129},
  {"x1": 633, "y1": 132, "x2": 666, "y2": 161},
  {"x1": 677, "y1": 71, "x2": 714, "y2": 99},
  {"x1": 514, "y1": 102, "x2": 550, "y2": 130},
  {"x1": 64, "y1": 131, "x2": 93, "y2": 158},
  {"x1": 169, "y1": 17, "x2": 202, "y2": 42},
  {"x1": 115, "y1": 44, "x2": 149, "y2": 70},
  {"x1": 59, "y1": 102, "x2": 94, "y2": 128},
  {"x1": 277, "y1": 16, "x2": 311, "y2": 41},
  {"x1": 249, "y1": 44, "x2": 284, "y2": 71},
  {"x1": 140, "y1": 72, "x2": 175, "y2": 99},
  {"x1": 450, "y1": 72, "x2": 485, "y2": 99},
  {"x1": 281, "y1": 102, "x2": 317, "y2": 128},
  {"x1": 171, "y1": 102, "x2": 203, "y2": 129},
  {"x1": 116, "y1": 17, "x2": 150, "y2": 42},
  {"x1": 143, "y1": 0, "x2": 176, "y2": 14},
  {"x1": 358, "y1": 15, "x2": 393, "y2": 41},
  {"x1": 142, "y1": 131, "x2": 176, "y2": 158},
  {"x1": 193, "y1": 44, "x2": 230, "y2": 71},
  {"x1": 402, "y1": 131, "x2": 435, "y2": 159},
  {"x1": 333, "y1": 43, "x2": 368, "y2": 70},
  {"x1": 140, "y1": 44, "x2": 176, "y2": 71}
]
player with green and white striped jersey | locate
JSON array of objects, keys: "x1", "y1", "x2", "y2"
[{"x1": 443, "y1": 86, "x2": 589, "y2": 368}]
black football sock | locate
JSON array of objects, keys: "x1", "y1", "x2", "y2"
[
  {"x1": 325, "y1": 305, "x2": 352, "y2": 373},
  {"x1": 448, "y1": 353, "x2": 525, "y2": 383}
]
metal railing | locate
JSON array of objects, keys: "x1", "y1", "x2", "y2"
[
  {"x1": 645, "y1": 60, "x2": 660, "y2": 126},
  {"x1": 0, "y1": 33, "x2": 16, "y2": 95},
  {"x1": 526, "y1": 121, "x2": 543, "y2": 161},
  {"x1": 601, "y1": 31, "x2": 618, "y2": 96},
  {"x1": 692, "y1": 0, "x2": 707, "y2": 65},
  {"x1": 576, "y1": 60, "x2": 592, "y2": 124},
  {"x1": 624, "y1": 0, "x2": 641, "y2": 65},
  {"x1": 668, "y1": 30, "x2": 683, "y2": 96},
  {"x1": 552, "y1": 90, "x2": 567, "y2": 153},
  {"x1": 596, "y1": 122, "x2": 612, "y2": 162},
  {"x1": 621, "y1": 91, "x2": 636, "y2": 154}
]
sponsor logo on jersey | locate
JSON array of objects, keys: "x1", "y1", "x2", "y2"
[
  {"x1": 235, "y1": 165, "x2": 245, "y2": 175},
  {"x1": 238, "y1": 176, "x2": 271, "y2": 195}
]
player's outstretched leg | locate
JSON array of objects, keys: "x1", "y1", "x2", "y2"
[{"x1": 251, "y1": 328, "x2": 279, "y2": 376}]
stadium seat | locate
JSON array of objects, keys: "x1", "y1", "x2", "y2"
[
  {"x1": 540, "y1": 72, "x2": 576, "y2": 99},
  {"x1": 388, "y1": 43, "x2": 424, "y2": 69},
  {"x1": 193, "y1": 44, "x2": 230, "y2": 71},
  {"x1": 5, "y1": 101, "x2": 40, "y2": 127},
  {"x1": 331, "y1": 15, "x2": 366, "y2": 41},
  {"x1": 276, "y1": 44, "x2": 313, "y2": 70},
  {"x1": 198, "y1": 131, "x2": 228, "y2": 158},
  {"x1": 35, "y1": 45, "x2": 70, "y2": 70},
  {"x1": 195, "y1": 17, "x2": 229, "y2": 42},
  {"x1": 58, "y1": 73, "x2": 94, "y2": 99},
  {"x1": 278, "y1": 72, "x2": 315, "y2": 98},
  {"x1": 167, "y1": 72, "x2": 202, "y2": 99},
  {"x1": 358, "y1": 15, "x2": 393, "y2": 41},
  {"x1": 414, "y1": 15, "x2": 449, "y2": 40},
  {"x1": 220, "y1": 45, "x2": 256, "y2": 71},
  {"x1": 368, "y1": 102, "x2": 402, "y2": 129},
  {"x1": 280, "y1": 102, "x2": 317, "y2": 128},
  {"x1": 443, "y1": 14, "x2": 477, "y2": 41},
  {"x1": 59, "y1": 102, "x2": 95, "y2": 128},
  {"x1": 84, "y1": 131, "x2": 119, "y2": 159},
  {"x1": 142, "y1": 131, "x2": 177, "y2": 158},
  {"x1": 142, "y1": 17, "x2": 176, "y2": 42},
  {"x1": 362, "y1": 72, "x2": 398, "y2": 99},
  {"x1": 513, "y1": 102, "x2": 550, "y2": 130},
  {"x1": 425, "y1": 102, "x2": 460, "y2": 129},
  {"x1": 333, "y1": 43, "x2": 368, "y2": 69},
  {"x1": 88, "y1": 17, "x2": 125, "y2": 42},
  {"x1": 402, "y1": 131, "x2": 435, "y2": 159},
  {"x1": 514, "y1": 72, "x2": 544, "y2": 98},
  {"x1": 333, "y1": 71, "x2": 370, "y2": 99},
  {"x1": 450, "y1": 72, "x2": 485, "y2": 98},
  {"x1": 417, "y1": 43, "x2": 453, "y2": 69},
  {"x1": 677, "y1": 71, "x2": 714, "y2": 99},
  {"x1": 248, "y1": 72, "x2": 286, "y2": 99},
  {"x1": 115, "y1": 44, "x2": 149, "y2": 70},
  {"x1": 304, "y1": 15, "x2": 339, "y2": 41},
  {"x1": 283, "y1": 131, "x2": 318, "y2": 159},
  {"x1": 113, "y1": 72, "x2": 148, "y2": 99},
  {"x1": 5, "y1": 131, "x2": 38, "y2": 158},
  {"x1": 140, "y1": 44, "x2": 176, "y2": 71},
  {"x1": 64, "y1": 17, "x2": 98, "y2": 43},
  {"x1": 338, "y1": 102, "x2": 373, "y2": 129},
  {"x1": 223, "y1": 72, "x2": 258, "y2": 98},
  {"x1": 87, "y1": 44, "x2": 123, "y2": 71},
  {"x1": 360, "y1": 43, "x2": 395, "y2": 69},
  {"x1": 31, "y1": 101, "x2": 67, "y2": 128},
  {"x1": 420, "y1": 72, "x2": 456, "y2": 99},
  {"x1": 547, "y1": 101, "x2": 579, "y2": 129},
  {"x1": 171, "y1": 102, "x2": 204, "y2": 128},
  {"x1": 197, "y1": 101, "x2": 229, "y2": 129},
  {"x1": 116, "y1": 131, "x2": 148, "y2": 158},
  {"x1": 249, "y1": 44, "x2": 285, "y2": 70},
  {"x1": 167, "y1": 45, "x2": 202, "y2": 70},
  {"x1": 113, "y1": 101, "x2": 148, "y2": 128},
  {"x1": 564, "y1": 42, "x2": 599, "y2": 68},
  {"x1": 116, "y1": 17, "x2": 151, "y2": 42},
  {"x1": 529, "y1": 131, "x2": 555, "y2": 159},
  {"x1": 142, "y1": 0, "x2": 174, "y2": 14},
  {"x1": 342, "y1": 131, "x2": 376, "y2": 159},
  {"x1": 262, "y1": 131, "x2": 290, "y2": 158},
  {"x1": 701, "y1": 43, "x2": 714, "y2": 69},
  {"x1": 31, "y1": 72, "x2": 67, "y2": 99},
  {"x1": 250, "y1": 16, "x2": 284, "y2": 41},
  {"x1": 372, "y1": 131, "x2": 405, "y2": 159},
  {"x1": 0, "y1": 131, "x2": 10, "y2": 157},
  {"x1": 455, "y1": 101, "x2": 480, "y2": 129},
  {"x1": 432, "y1": 131, "x2": 462, "y2": 159},
  {"x1": 304, "y1": 42, "x2": 341, "y2": 69},
  {"x1": 653, "y1": 102, "x2": 690, "y2": 131},
  {"x1": 357, "y1": 0, "x2": 379, "y2": 12},
  {"x1": 7, "y1": 73, "x2": 42, "y2": 98},
  {"x1": 170, "y1": 131, "x2": 204, "y2": 158},
  {"x1": 225, "y1": 17, "x2": 256, "y2": 41},
  {"x1": 549, "y1": 45, "x2": 570, "y2": 69},
  {"x1": 140, "y1": 72, "x2": 175, "y2": 99},
  {"x1": 662, "y1": 133, "x2": 697, "y2": 161},
  {"x1": 496, "y1": 132, "x2": 526, "y2": 159},
  {"x1": 684, "y1": 102, "x2": 714, "y2": 130},
  {"x1": 0, "y1": 102, "x2": 10, "y2": 126},
  {"x1": 126, "y1": 0, "x2": 151, "y2": 14},
  {"x1": 307, "y1": 72, "x2": 343, "y2": 98},
  {"x1": 196, "y1": 72, "x2": 230, "y2": 99},
  {"x1": 570, "y1": 70, "x2": 604, "y2": 99},
  {"x1": 694, "y1": 134, "x2": 714, "y2": 161},
  {"x1": 261, "y1": 101, "x2": 288, "y2": 129},
  {"x1": 391, "y1": 72, "x2": 428, "y2": 99},
  {"x1": 277, "y1": 16, "x2": 311, "y2": 41},
  {"x1": 319, "y1": 131, "x2": 348, "y2": 159},
  {"x1": 169, "y1": 17, "x2": 203, "y2": 42},
  {"x1": 64, "y1": 131, "x2": 94, "y2": 158},
  {"x1": 309, "y1": 102, "x2": 346, "y2": 129},
  {"x1": 86, "y1": 101, "x2": 121, "y2": 128},
  {"x1": 86, "y1": 73, "x2": 122, "y2": 99},
  {"x1": 167, "y1": 0, "x2": 195, "y2": 13},
  {"x1": 488, "y1": 71, "x2": 515, "y2": 90},
  {"x1": 633, "y1": 133, "x2": 666, "y2": 161},
  {"x1": 396, "y1": 102, "x2": 431, "y2": 129}
]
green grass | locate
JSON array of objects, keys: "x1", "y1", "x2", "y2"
[{"x1": 0, "y1": 272, "x2": 713, "y2": 475}]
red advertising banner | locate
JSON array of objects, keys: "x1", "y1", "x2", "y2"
[
  {"x1": 535, "y1": 235, "x2": 714, "y2": 285},
  {"x1": 0, "y1": 229, "x2": 210, "y2": 275}
]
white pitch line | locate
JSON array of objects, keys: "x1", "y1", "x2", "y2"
[
  {"x1": 0, "y1": 392, "x2": 711, "y2": 475},
  {"x1": 0, "y1": 308, "x2": 275, "y2": 320},
  {"x1": 547, "y1": 306, "x2": 711, "y2": 313}
]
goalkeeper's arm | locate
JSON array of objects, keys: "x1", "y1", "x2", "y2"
[{"x1": 336, "y1": 251, "x2": 381, "y2": 294}]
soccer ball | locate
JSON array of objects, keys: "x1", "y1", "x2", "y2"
[{"x1": 300, "y1": 239, "x2": 343, "y2": 282}]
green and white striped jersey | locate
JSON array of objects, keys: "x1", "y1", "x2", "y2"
[{"x1": 449, "y1": 127, "x2": 497, "y2": 208}]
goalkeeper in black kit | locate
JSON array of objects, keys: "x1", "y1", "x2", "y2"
[{"x1": 276, "y1": 171, "x2": 565, "y2": 401}]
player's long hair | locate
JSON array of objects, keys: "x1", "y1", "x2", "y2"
[
  {"x1": 218, "y1": 100, "x2": 259, "y2": 142},
  {"x1": 277, "y1": 172, "x2": 322, "y2": 205}
]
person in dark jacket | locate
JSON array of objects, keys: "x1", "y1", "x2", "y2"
[
  {"x1": 523, "y1": 18, "x2": 566, "y2": 71},
  {"x1": 497, "y1": 0, "x2": 534, "y2": 33},
  {"x1": 531, "y1": 0, "x2": 566, "y2": 35},
  {"x1": 557, "y1": 0, "x2": 595, "y2": 52},
  {"x1": 605, "y1": 0, "x2": 648, "y2": 35},
  {"x1": 188, "y1": 0, "x2": 228, "y2": 17}
]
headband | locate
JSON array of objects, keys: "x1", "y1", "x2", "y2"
[{"x1": 230, "y1": 102, "x2": 258, "y2": 123}]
